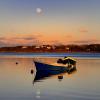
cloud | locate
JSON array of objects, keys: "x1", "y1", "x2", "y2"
[
  {"x1": 66, "y1": 35, "x2": 73, "y2": 38},
  {"x1": 0, "y1": 37, "x2": 6, "y2": 40},
  {"x1": 0, "y1": 40, "x2": 7, "y2": 47},
  {"x1": 0, "y1": 32, "x2": 100, "y2": 47},
  {"x1": 23, "y1": 37, "x2": 35, "y2": 40},
  {"x1": 48, "y1": 40, "x2": 64, "y2": 45},
  {"x1": 0, "y1": 34, "x2": 41, "y2": 47},
  {"x1": 71, "y1": 39, "x2": 100, "y2": 44},
  {"x1": 79, "y1": 28, "x2": 88, "y2": 33}
]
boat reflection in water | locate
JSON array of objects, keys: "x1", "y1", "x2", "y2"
[{"x1": 31, "y1": 61, "x2": 77, "y2": 84}]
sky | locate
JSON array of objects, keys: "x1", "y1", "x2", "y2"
[{"x1": 0, "y1": 0, "x2": 100, "y2": 46}]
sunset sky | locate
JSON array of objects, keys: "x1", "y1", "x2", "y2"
[{"x1": 0, "y1": 0, "x2": 100, "y2": 46}]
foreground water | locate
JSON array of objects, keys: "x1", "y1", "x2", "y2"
[{"x1": 0, "y1": 55, "x2": 100, "y2": 100}]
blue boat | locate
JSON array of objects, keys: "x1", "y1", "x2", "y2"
[
  {"x1": 34, "y1": 61, "x2": 69, "y2": 73},
  {"x1": 33, "y1": 61, "x2": 76, "y2": 82},
  {"x1": 34, "y1": 61, "x2": 76, "y2": 73}
]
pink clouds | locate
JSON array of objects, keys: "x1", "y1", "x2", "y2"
[
  {"x1": 0, "y1": 32, "x2": 100, "y2": 47},
  {"x1": 0, "y1": 34, "x2": 41, "y2": 47},
  {"x1": 79, "y1": 28, "x2": 88, "y2": 33},
  {"x1": 71, "y1": 39, "x2": 100, "y2": 44}
]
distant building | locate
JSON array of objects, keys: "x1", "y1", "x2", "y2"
[
  {"x1": 66, "y1": 47, "x2": 70, "y2": 51},
  {"x1": 47, "y1": 46, "x2": 52, "y2": 50},
  {"x1": 35, "y1": 46, "x2": 40, "y2": 49},
  {"x1": 22, "y1": 46, "x2": 27, "y2": 49}
]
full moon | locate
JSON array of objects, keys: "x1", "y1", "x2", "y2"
[{"x1": 36, "y1": 8, "x2": 43, "y2": 14}]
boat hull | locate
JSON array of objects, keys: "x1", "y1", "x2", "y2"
[
  {"x1": 34, "y1": 61, "x2": 68, "y2": 81},
  {"x1": 34, "y1": 61, "x2": 69, "y2": 72},
  {"x1": 33, "y1": 61, "x2": 76, "y2": 82}
]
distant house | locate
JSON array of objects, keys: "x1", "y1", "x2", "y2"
[
  {"x1": 47, "y1": 46, "x2": 52, "y2": 50},
  {"x1": 35, "y1": 46, "x2": 40, "y2": 49},
  {"x1": 22, "y1": 46, "x2": 27, "y2": 49},
  {"x1": 66, "y1": 47, "x2": 70, "y2": 51}
]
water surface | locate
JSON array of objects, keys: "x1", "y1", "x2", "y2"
[
  {"x1": 0, "y1": 52, "x2": 100, "y2": 58},
  {"x1": 0, "y1": 56, "x2": 100, "y2": 100}
]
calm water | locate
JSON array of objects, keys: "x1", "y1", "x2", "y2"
[
  {"x1": 0, "y1": 52, "x2": 100, "y2": 58},
  {"x1": 0, "y1": 54, "x2": 100, "y2": 100}
]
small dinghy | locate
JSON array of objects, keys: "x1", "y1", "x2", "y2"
[
  {"x1": 34, "y1": 61, "x2": 69, "y2": 71},
  {"x1": 33, "y1": 61, "x2": 76, "y2": 82},
  {"x1": 34, "y1": 61, "x2": 76, "y2": 73},
  {"x1": 33, "y1": 57, "x2": 76, "y2": 80}
]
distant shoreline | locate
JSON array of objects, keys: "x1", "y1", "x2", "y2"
[
  {"x1": 0, "y1": 51, "x2": 100, "y2": 53},
  {"x1": 0, "y1": 44, "x2": 100, "y2": 53},
  {"x1": 0, "y1": 51, "x2": 100, "y2": 54}
]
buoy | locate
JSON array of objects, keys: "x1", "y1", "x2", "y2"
[
  {"x1": 16, "y1": 62, "x2": 18, "y2": 64},
  {"x1": 31, "y1": 69, "x2": 34, "y2": 74},
  {"x1": 58, "y1": 75, "x2": 63, "y2": 82},
  {"x1": 58, "y1": 75, "x2": 63, "y2": 79}
]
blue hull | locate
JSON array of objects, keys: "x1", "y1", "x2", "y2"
[
  {"x1": 34, "y1": 61, "x2": 68, "y2": 72},
  {"x1": 34, "y1": 61, "x2": 67, "y2": 81},
  {"x1": 33, "y1": 61, "x2": 76, "y2": 81}
]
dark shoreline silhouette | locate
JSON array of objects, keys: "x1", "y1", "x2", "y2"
[{"x1": 0, "y1": 44, "x2": 100, "y2": 53}]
